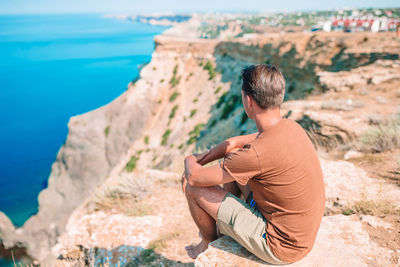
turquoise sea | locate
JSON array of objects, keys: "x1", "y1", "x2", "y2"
[{"x1": 0, "y1": 14, "x2": 169, "y2": 228}]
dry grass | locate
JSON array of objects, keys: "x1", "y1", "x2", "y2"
[
  {"x1": 89, "y1": 174, "x2": 152, "y2": 216},
  {"x1": 360, "y1": 112, "x2": 400, "y2": 153},
  {"x1": 342, "y1": 199, "x2": 400, "y2": 217},
  {"x1": 148, "y1": 231, "x2": 181, "y2": 251}
]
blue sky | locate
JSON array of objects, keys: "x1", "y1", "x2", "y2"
[{"x1": 0, "y1": 0, "x2": 399, "y2": 14}]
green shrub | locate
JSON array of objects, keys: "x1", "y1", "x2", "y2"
[
  {"x1": 186, "y1": 72, "x2": 194, "y2": 81},
  {"x1": 216, "y1": 91, "x2": 228, "y2": 108},
  {"x1": 170, "y1": 76, "x2": 180, "y2": 87},
  {"x1": 169, "y1": 91, "x2": 180, "y2": 102},
  {"x1": 169, "y1": 105, "x2": 179, "y2": 119},
  {"x1": 210, "y1": 119, "x2": 217, "y2": 127},
  {"x1": 214, "y1": 86, "x2": 222, "y2": 94},
  {"x1": 187, "y1": 123, "x2": 205, "y2": 145},
  {"x1": 240, "y1": 111, "x2": 248, "y2": 125},
  {"x1": 138, "y1": 248, "x2": 157, "y2": 264},
  {"x1": 193, "y1": 98, "x2": 199, "y2": 103},
  {"x1": 341, "y1": 208, "x2": 355, "y2": 216},
  {"x1": 169, "y1": 65, "x2": 180, "y2": 87},
  {"x1": 203, "y1": 61, "x2": 216, "y2": 80},
  {"x1": 125, "y1": 155, "x2": 139, "y2": 172},
  {"x1": 144, "y1": 136, "x2": 149, "y2": 145},
  {"x1": 104, "y1": 125, "x2": 110, "y2": 137},
  {"x1": 161, "y1": 129, "x2": 172, "y2": 146},
  {"x1": 190, "y1": 109, "x2": 197, "y2": 118},
  {"x1": 220, "y1": 94, "x2": 240, "y2": 120},
  {"x1": 160, "y1": 79, "x2": 164, "y2": 83}
]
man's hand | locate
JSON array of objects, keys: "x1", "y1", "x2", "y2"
[
  {"x1": 182, "y1": 150, "x2": 210, "y2": 193},
  {"x1": 183, "y1": 153, "x2": 206, "y2": 187},
  {"x1": 192, "y1": 149, "x2": 210, "y2": 165}
]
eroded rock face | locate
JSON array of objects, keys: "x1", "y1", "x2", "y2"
[
  {"x1": 54, "y1": 212, "x2": 162, "y2": 266},
  {"x1": 57, "y1": 211, "x2": 162, "y2": 251},
  {"x1": 0, "y1": 56, "x2": 164, "y2": 261},
  {"x1": 18, "y1": 77, "x2": 159, "y2": 260},
  {"x1": 318, "y1": 60, "x2": 400, "y2": 92},
  {"x1": 195, "y1": 215, "x2": 397, "y2": 267}
]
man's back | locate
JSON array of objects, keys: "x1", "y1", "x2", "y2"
[{"x1": 220, "y1": 117, "x2": 326, "y2": 263}]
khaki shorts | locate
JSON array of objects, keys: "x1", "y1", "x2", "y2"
[{"x1": 216, "y1": 192, "x2": 288, "y2": 265}]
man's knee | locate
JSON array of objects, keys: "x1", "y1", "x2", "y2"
[
  {"x1": 185, "y1": 183, "x2": 201, "y2": 200},
  {"x1": 185, "y1": 183, "x2": 223, "y2": 202}
]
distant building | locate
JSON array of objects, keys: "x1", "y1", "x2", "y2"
[{"x1": 327, "y1": 16, "x2": 400, "y2": 32}]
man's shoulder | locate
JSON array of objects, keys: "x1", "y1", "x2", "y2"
[{"x1": 254, "y1": 118, "x2": 308, "y2": 141}]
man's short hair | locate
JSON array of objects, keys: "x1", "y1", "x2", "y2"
[{"x1": 241, "y1": 64, "x2": 286, "y2": 109}]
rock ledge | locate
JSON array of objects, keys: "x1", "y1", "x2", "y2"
[{"x1": 195, "y1": 215, "x2": 397, "y2": 267}]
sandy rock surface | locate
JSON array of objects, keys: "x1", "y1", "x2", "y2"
[
  {"x1": 195, "y1": 215, "x2": 398, "y2": 267},
  {"x1": 55, "y1": 212, "x2": 162, "y2": 266}
]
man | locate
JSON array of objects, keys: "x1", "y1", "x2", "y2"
[{"x1": 182, "y1": 64, "x2": 325, "y2": 264}]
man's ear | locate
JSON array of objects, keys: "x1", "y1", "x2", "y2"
[{"x1": 246, "y1": 94, "x2": 253, "y2": 107}]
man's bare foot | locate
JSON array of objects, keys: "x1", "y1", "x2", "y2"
[{"x1": 185, "y1": 239, "x2": 209, "y2": 259}]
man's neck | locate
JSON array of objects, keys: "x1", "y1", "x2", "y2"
[{"x1": 254, "y1": 107, "x2": 282, "y2": 133}]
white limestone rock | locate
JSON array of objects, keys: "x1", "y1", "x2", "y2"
[{"x1": 195, "y1": 215, "x2": 397, "y2": 267}]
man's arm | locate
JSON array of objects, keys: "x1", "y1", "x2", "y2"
[
  {"x1": 181, "y1": 132, "x2": 259, "y2": 190},
  {"x1": 196, "y1": 132, "x2": 259, "y2": 166},
  {"x1": 184, "y1": 155, "x2": 234, "y2": 187}
]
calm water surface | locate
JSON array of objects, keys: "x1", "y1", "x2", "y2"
[{"x1": 0, "y1": 14, "x2": 169, "y2": 228}]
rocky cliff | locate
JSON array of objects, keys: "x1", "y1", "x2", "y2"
[{"x1": 0, "y1": 16, "x2": 399, "y2": 266}]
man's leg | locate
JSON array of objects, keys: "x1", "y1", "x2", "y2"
[
  {"x1": 223, "y1": 181, "x2": 252, "y2": 201},
  {"x1": 222, "y1": 181, "x2": 241, "y2": 198},
  {"x1": 184, "y1": 183, "x2": 227, "y2": 259}
]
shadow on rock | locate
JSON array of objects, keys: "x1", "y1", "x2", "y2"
[{"x1": 58, "y1": 244, "x2": 193, "y2": 266}]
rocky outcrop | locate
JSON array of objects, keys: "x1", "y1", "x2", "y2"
[
  {"x1": 51, "y1": 159, "x2": 400, "y2": 266},
  {"x1": 321, "y1": 159, "x2": 400, "y2": 214},
  {"x1": 15, "y1": 70, "x2": 162, "y2": 260},
  {"x1": 196, "y1": 32, "x2": 400, "y2": 151},
  {"x1": 195, "y1": 215, "x2": 398, "y2": 267},
  {"x1": 55, "y1": 212, "x2": 162, "y2": 266},
  {"x1": 0, "y1": 212, "x2": 17, "y2": 249},
  {"x1": 318, "y1": 60, "x2": 400, "y2": 92}
]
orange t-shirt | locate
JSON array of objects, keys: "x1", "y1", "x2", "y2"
[{"x1": 220, "y1": 118, "x2": 325, "y2": 263}]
